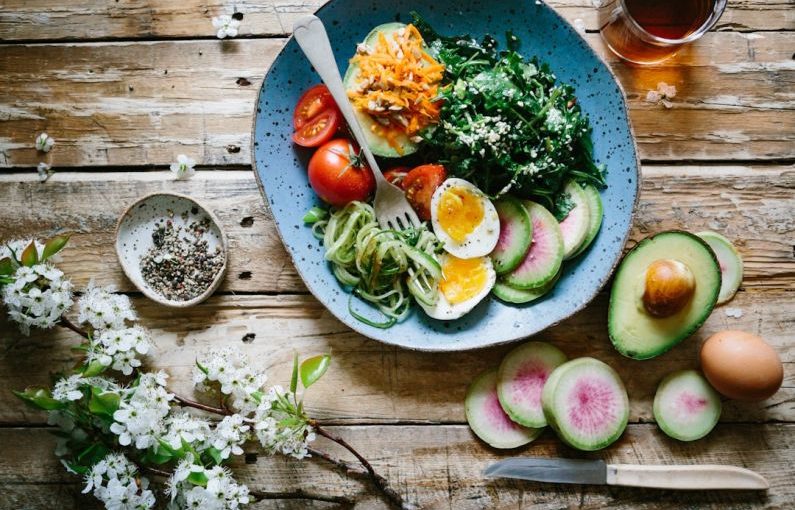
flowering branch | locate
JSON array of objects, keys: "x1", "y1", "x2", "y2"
[
  {"x1": 172, "y1": 394, "x2": 231, "y2": 416},
  {"x1": 59, "y1": 315, "x2": 88, "y2": 338}
]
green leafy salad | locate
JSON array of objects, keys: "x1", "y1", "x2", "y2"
[{"x1": 413, "y1": 14, "x2": 606, "y2": 214}]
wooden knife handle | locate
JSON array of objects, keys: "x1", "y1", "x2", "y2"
[{"x1": 606, "y1": 464, "x2": 769, "y2": 490}]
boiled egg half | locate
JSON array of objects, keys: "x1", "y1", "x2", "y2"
[
  {"x1": 431, "y1": 178, "x2": 500, "y2": 259},
  {"x1": 419, "y1": 253, "x2": 496, "y2": 320}
]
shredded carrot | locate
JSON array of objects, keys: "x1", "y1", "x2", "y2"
[{"x1": 347, "y1": 24, "x2": 444, "y2": 151}]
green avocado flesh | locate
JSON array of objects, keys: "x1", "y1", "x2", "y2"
[
  {"x1": 342, "y1": 22, "x2": 417, "y2": 158},
  {"x1": 608, "y1": 231, "x2": 721, "y2": 360}
]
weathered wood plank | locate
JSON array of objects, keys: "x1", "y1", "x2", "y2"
[
  {"x1": 1, "y1": 33, "x2": 793, "y2": 167},
  {"x1": 0, "y1": 0, "x2": 790, "y2": 42},
  {"x1": 2, "y1": 288, "x2": 792, "y2": 425},
  {"x1": 1, "y1": 424, "x2": 793, "y2": 509},
  {"x1": 0, "y1": 166, "x2": 791, "y2": 294}
]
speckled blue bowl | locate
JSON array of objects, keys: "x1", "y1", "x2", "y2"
[{"x1": 252, "y1": 0, "x2": 639, "y2": 351}]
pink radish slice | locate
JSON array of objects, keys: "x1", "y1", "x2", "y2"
[
  {"x1": 541, "y1": 357, "x2": 629, "y2": 451},
  {"x1": 503, "y1": 201, "x2": 564, "y2": 290},
  {"x1": 558, "y1": 181, "x2": 591, "y2": 260},
  {"x1": 497, "y1": 341, "x2": 568, "y2": 428},
  {"x1": 465, "y1": 368, "x2": 542, "y2": 449},
  {"x1": 490, "y1": 197, "x2": 533, "y2": 275},
  {"x1": 653, "y1": 369, "x2": 721, "y2": 441}
]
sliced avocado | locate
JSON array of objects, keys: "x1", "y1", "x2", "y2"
[
  {"x1": 343, "y1": 22, "x2": 419, "y2": 158},
  {"x1": 608, "y1": 231, "x2": 721, "y2": 360}
]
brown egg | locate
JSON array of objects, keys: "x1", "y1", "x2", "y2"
[{"x1": 700, "y1": 330, "x2": 783, "y2": 401}]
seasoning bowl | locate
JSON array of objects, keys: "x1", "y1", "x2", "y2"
[{"x1": 115, "y1": 193, "x2": 228, "y2": 308}]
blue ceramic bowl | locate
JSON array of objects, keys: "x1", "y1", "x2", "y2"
[{"x1": 252, "y1": 0, "x2": 639, "y2": 351}]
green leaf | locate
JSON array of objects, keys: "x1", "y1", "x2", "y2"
[
  {"x1": 290, "y1": 352, "x2": 299, "y2": 393},
  {"x1": 63, "y1": 460, "x2": 90, "y2": 475},
  {"x1": 0, "y1": 257, "x2": 14, "y2": 276},
  {"x1": 77, "y1": 443, "x2": 109, "y2": 466},
  {"x1": 302, "y1": 206, "x2": 328, "y2": 224},
  {"x1": 88, "y1": 387, "x2": 120, "y2": 418},
  {"x1": 81, "y1": 360, "x2": 107, "y2": 377},
  {"x1": 195, "y1": 360, "x2": 209, "y2": 375},
  {"x1": 299, "y1": 354, "x2": 331, "y2": 389},
  {"x1": 42, "y1": 234, "x2": 70, "y2": 261},
  {"x1": 146, "y1": 445, "x2": 174, "y2": 465},
  {"x1": 187, "y1": 470, "x2": 209, "y2": 487},
  {"x1": 206, "y1": 447, "x2": 223, "y2": 466},
  {"x1": 13, "y1": 387, "x2": 65, "y2": 410},
  {"x1": 251, "y1": 390, "x2": 263, "y2": 404},
  {"x1": 20, "y1": 241, "x2": 39, "y2": 267}
]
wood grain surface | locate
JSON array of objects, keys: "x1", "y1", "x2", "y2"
[{"x1": 0, "y1": 0, "x2": 793, "y2": 509}]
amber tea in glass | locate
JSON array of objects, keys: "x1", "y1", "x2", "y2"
[{"x1": 599, "y1": 0, "x2": 727, "y2": 64}]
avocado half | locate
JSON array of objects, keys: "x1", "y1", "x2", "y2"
[
  {"x1": 342, "y1": 22, "x2": 418, "y2": 158},
  {"x1": 608, "y1": 231, "x2": 721, "y2": 360}
]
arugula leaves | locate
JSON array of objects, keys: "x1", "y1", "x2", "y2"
[{"x1": 412, "y1": 13, "x2": 606, "y2": 210}]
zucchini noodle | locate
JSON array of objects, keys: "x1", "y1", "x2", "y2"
[{"x1": 310, "y1": 201, "x2": 442, "y2": 328}]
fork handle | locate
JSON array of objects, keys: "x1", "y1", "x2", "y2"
[{"x1": 292, "y1": 15, "x2": 386, "y2": 184}]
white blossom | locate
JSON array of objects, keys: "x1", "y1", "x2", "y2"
[
  {"x1": 161, "y1": 412, "x2": 212, "y2": 450},
  {"x1": 252, "y1": 385, "x2": 315, "y2": 459},
  {"x1": 170, "y1": 154, "x2": 196, "y2": 180},
  {"x1": 83, "y1": 453, "x2": 155, "y2": 510},
  {"x1": 110, "y1": 371, "x2": 173, "y2": 449},
  {"x1": 87, "y1": 326, "x2": 153, "y2": 376},
  {"x1": 52, "y1": 374, "x2": 89, "y2": 401},
  {"x1": 35, "y1": 132, "x2": 54, "y2": 152},
  {"x1": 210, "y1": 414, "x2": 249, "y2": 460},
  {"x1": 194, "y1": 347, "x2": 267, "y2": 413},
  {"x1": 212, "y1": 15, "x2": 240, "y2": 39},
  {"x1": 166, "y1": 461, "x2": 249, "y2": 510},
  {"x1": 77, "y1": 283, "x2": 137, "y2": 331},
  {"x1": 37, "y1": 162, "x2": 54, "y2": 182},
  {"x1": 2, "y1": 263, "x2": 73, "y2": 335}
]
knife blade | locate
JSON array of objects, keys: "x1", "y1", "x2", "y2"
[{"x1": 483, "y1": 458, "x2": 769, "y2": 490}]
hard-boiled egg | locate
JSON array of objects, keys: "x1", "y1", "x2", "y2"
[
  {"x1": 419, "y1": 254, "x2": 496, "y2": 320},
  {"x1": 431, "y1": 178, "x2": 500, "y2": 259}
]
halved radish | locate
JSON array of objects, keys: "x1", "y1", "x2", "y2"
[
  {"x1": 696, "y1": 231, "x2": 743, "y2": 304},
  {"x1": 653, "y1": 369, "x2": 721, "y2": 442},
  {"x1": 503, "y1": 201, "x2": 564, "y2": 290},
  {"x1": 491, "y1": 197, "x2": 533, "y2": 275},
  {"x1": 541, "y1": 357, "x2": 629, "y2": 451},
  {"x1": 570, "y1": 184, "x2": 603, "y2": 259},
  {"x1": 492, "y1": 271, "x2": 560, "y2": 304},
  {"x1": 558, "y1": 181, "x2": 591, "y2": 260},
  {"x1": 497, "y1": 341, "x2": 568, "y2": 428},
  {"x1": 465, "y1": 368, "x2": 543, "y2": 449}
]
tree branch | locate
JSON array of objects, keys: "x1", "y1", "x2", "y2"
[
  {"x1": 249, "y1": 489, "x2": 354, "y2": 506},
  {"x1": 59, "y1": 315, "x2": 88, "y2": 338},
  {"x1": 311, "y1": 423, "x2": 407, "y2": 510},
  {"x1": 308, "y1": 446, "x2": 367, "y2": 477},
  {"x1": 173, "y1": 394, "x2": 231, "y2": 416}
]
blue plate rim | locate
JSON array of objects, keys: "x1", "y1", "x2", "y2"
[{"x1": 250, "y1": 1, "x2": 641, "y2": 352}]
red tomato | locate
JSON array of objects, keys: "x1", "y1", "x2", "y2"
[
  {"x1": 293, "y1": 85, "x2": 336, "y2": 130},
  {"x1": 308, "y1": 139, "x2": 376, "y2": 206},
  {"x1": 292, "y1": 108, "x2": 341, "y2": 148},
  {"x1": 402, "y1": 164, "x2": 447, "y2": 221},
  {"x1": 384, "y1": 167, "x2": 411, "y2": 188}
]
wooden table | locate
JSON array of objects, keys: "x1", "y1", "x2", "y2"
[{"x1": 1, "y1": 1, "x2": 793, "y2": 508}]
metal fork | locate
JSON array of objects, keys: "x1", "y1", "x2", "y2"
[{"x1": 292, "y1": 15, "x2": 421, "y2": 231}]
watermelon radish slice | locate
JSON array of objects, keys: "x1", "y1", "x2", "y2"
[
  {"x1": 465, "y1": 368, "x2": 543, "y2": 449},
  {"x1": 491, "y1": 197, "x2": 533, "y2": 275},
  {"x1": 492, "y1": 271, "x2": 560, "y2": 304},
  {"x1": 696, "y1": 231, "x2": 743, "y2": 304},
  {"x1": 570, "y1": 184, "x2": 604, "y2": 259},
  {"x1": 503, "y1": 202, "x2": 564, "y2": 290},
  {"x1": 653, "y1": 369, "x2": 721, "y2": 442},
  {"x1": 497, "y1": 341, "x2": 568, "y2": 428},
  {"x1": 558, "y1": 181, "x2": 591, "y2": 260},
  {"x1": 541, "y1": 357, "x2": 629, "y2": 451}
]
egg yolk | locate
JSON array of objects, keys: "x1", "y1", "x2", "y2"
[
  {"x1": 437, "y1": 186, "x2": 484, "y2": 242},
  {"x1": 440, "y1": 256, "x2": 488, "y2": 304}
]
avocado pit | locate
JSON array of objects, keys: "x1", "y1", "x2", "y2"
[{"x1": 642, "y1": 259, "x2": 696, "y2": 318}]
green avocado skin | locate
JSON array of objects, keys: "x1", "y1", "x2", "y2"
[{"x1": 608, "y1": 231, "x2": 721, "y2": 360}]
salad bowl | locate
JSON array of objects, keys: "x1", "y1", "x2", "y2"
[{"x1": 252, "y1": 0, "x2": 639, "y2": 351}]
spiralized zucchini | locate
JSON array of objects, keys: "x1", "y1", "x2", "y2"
[{"x1": 310, "y1": 202, "x2": 442, "y2": 328}]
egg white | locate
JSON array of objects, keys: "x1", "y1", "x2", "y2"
[
  {"x1": 430, "y1": 178, "x2": 500, "y2": 259},
  {"x1": 418, "y1": 254, "x2": 496, "y2": 321}
]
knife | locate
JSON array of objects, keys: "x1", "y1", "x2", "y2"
[{"x1": 483, "y1": 458, "x2": 769, "y2": 490}]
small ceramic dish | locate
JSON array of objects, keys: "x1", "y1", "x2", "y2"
[{"x1": 115, "y1": 192, "x2": 228, "y2": 307}]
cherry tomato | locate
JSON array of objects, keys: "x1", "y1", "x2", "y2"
[
  {"x1": 384, "y1": 167, "x2": 411, "y2": 188},
  {"x1": 308, "y1": 139, "x2": 376, "y2": 206},
  {"x1": 402, "y1": 164, "x2": 447, "y2": 221},
  {"x1": 292, "y1": 108, "x2": 341, "y2": 148},
  {"x1": 293, "y1": 85, "x2": 337, "y2": 130}
]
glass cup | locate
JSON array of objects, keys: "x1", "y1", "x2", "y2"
[{"x1": 598, "y1": 0, "x2": 728, "y2": 64}]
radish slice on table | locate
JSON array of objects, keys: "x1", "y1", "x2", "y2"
[
  {"x1": 497, "y1": 341, "x2": 568, "y2": 428},
  {"x1": 653, "y1": 369, "x2": 721, "y2": 441},
  {"x1": 697, "y1": 231, "x2": 743, "y2": 304},
  {"x1": 541, "y1": 357, "x2": 629, "y2": 451},
  {"x1": 465, "y1": 368, "x2": 543, "y2": 449}
]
